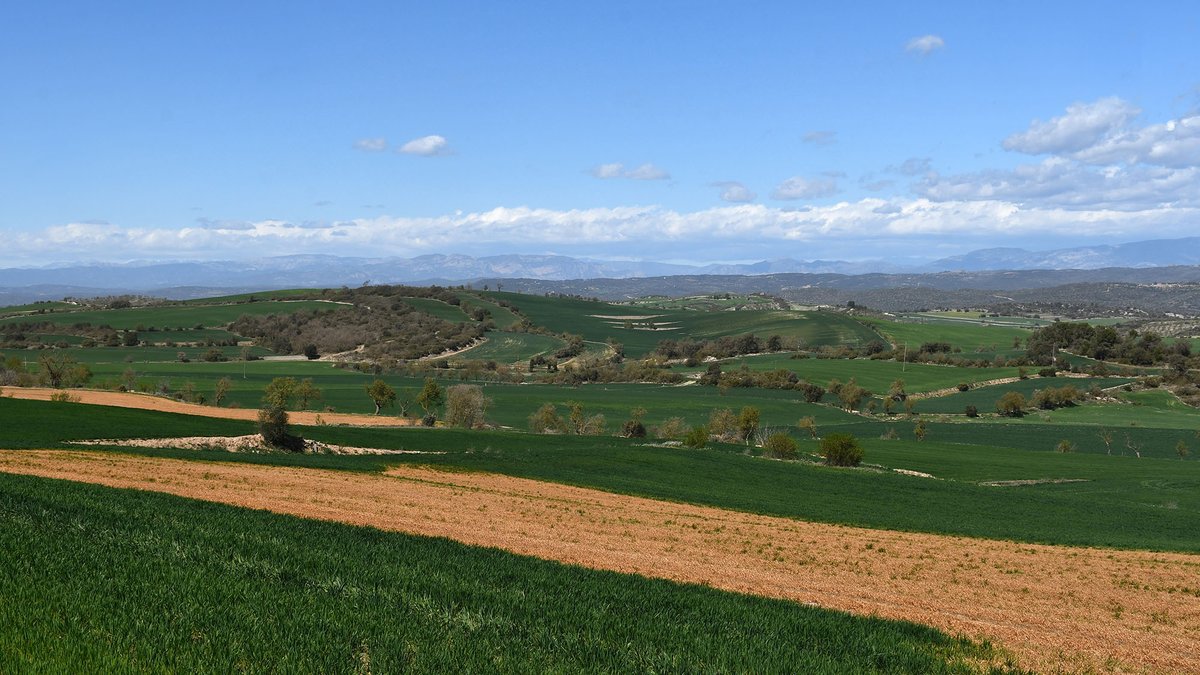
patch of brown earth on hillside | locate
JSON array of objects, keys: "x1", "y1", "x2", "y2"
[
  {"x1": 3, "y1": 388, "x2": 414, "y2": 427},
  {"x1": 1, "y1": 450, "x2": 1197, "y2": 673}
]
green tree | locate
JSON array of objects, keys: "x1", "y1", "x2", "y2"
[
  {"x1": 263, "y1": 377, "x2": 298, "y2": 409},
  {"x1": 913, "y1": 418, "x2": 928, "y2": 442},
  {"x1": 737, "y1": 406, "x2": 760, "y2": 443},
  {"x1": 762, "y1": 432, "x2": 798, "y2": 459},
  {"x1": 366, "y1": 379, "x2": 397, "y2": 415},
  {"x1": 528, "y1": 403, "x2": 566, "y2": 433},
  {"x1": 295, "y1": 378, "x2": 322, "y2": 410},
  {"x1": 258, "y1": 405, "x2": 302, "y2": 451},
  {"x1": 797, "y1": 416, "x2": 817, "y2": 439},
  {"x1": 1176, "y1": 439, "x2": 1190, "y2": 460},
  {"x1": 820, "y1": 433, "x2": 864, "y2": 467},
  {"x1": 996, "y1": 391, "x2": 1027, "y2": 417},
  {"x1": 416, "y1": 377, "x2": 444, "y2": 416},
  {"x1": 213, "y1": 377, "x2": 232, "y2": 407}
]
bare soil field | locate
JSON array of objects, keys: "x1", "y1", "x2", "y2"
[
  {"x1": 2, "y1": 388, "x2": 414, "y2": 427},
  {"x1": 1, "y1": 450, "x2": 1197, "y2": 673}
]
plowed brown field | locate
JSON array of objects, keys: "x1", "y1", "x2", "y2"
[
  {"x1": 4, "y1": 387, "x2": 413, "y2": 426},
  {"x1": 2, "y1": 449, "x2": 1197, "y2": 673}
]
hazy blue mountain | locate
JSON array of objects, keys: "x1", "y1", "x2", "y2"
[{"x1": 928, "y1": 237, "x2": 1200, "y2": 271}]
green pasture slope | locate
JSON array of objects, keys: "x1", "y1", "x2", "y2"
[
  {"x1": 399, "y1": 296, "x2": 469, "y2": 322},
  {"x1": 865, "y1": 317, "x2": 1030, "y2": 352},
  {"x1": 453, "y1": 332, "x2": 564, "y2": 364},
  {"x1": 2, "y1": 397, "x2": 1196, "y2": 553},
  {"x1": 913, "y1": 376, "x2": 1135, "y2": 414},
  {"x1": 0, "y1": 299, "x2": 338, "y2": 330},
  {"x1": 484, "y1": 291, "x2": 883, "y2": 357},
  {"x1": 0, "y1": 474, "x2": 1008, "y2": 673}
]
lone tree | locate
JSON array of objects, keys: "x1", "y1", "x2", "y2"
[
  {"x1": 762, "y1": 432, "x2": 798, "y2": 460},
  {"x1": 366, "y1": 379, "x2": 397, "y2": 415},
  {"x1": 445, "y1": 384, "x2": 491, "y2": 428},
  {"x1": 797, "y1": 416, "x2": 818, "y2": 439},
  {"x1": 262, "y1": 377, "x2": 298, "y2": 409},
  {"x1": 416, "y1": 377, "x2": 444, "y2": 417},
  {"x1": 820, "y1": 433, "x2": 864, "y2": 467},
  {"x1": 295, "y1": 378, "x2": 322, "y2": 410},
  {"x1": 213, "y1": 377, "x2": 232, "y2": 407},
  {"x1": 996, "y1": 391, "x2": 1027, "y2": 417},
  {"x1": 737, "y1": 406, "x2": 760, "y2": 443},
  {"x1": 528, "y1": 403, "x2": 566, "y2": 434},
  {"x1": 913, "y1": 418, "x2": 928, "y2": 442},
  {"x1": 258, "y1": 405, "x2": 303, "y2": 451}
]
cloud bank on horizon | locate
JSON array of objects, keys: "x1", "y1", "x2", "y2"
[{"x1": 2, "y1": 4, "x2": 1197, "y2": 267}]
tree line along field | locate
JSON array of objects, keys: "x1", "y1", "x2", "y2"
[{"x1": 3, "y1": 287, "x2": 1200, "y2": 670}]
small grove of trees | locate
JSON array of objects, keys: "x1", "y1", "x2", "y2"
[
  {"x1": 1031, "y1": 385, "x2": 1083, "y2": 410},
  {"x1": 820, "y1": 433, "x2": 863, "y2": 467},
  {"x1": 37, "y1": 353, "x2": 92, "y2": 389}
]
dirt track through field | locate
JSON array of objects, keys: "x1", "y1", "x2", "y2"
[
  {"x1": 2, "y1": 388, "x2": 413, "y2": 427},
  {"x1": 1, "y1": 451, "x2": 1197, "y2": 672}
]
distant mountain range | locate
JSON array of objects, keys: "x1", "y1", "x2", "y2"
[
  {"x1": 1, "y1": 236, "x2": 1199, "y2": 307},
  {"x1": 927, "y1": 237, "x2": 1200, "y2": 271}
]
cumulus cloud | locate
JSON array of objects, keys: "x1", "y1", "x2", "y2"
[
  {"x1": 916, "y1": 96, "x2": 1200, "y2": 212},
  {"x1": 803, "y1": 130, "x2": 837, "y2": 145},
  {"x1": 905, "y1": 34, "x2": 945, "y2": 56},
  {"x1": 1003, "y1": 97, "x2": 1141, "y2": 155},
  {"x1": 917, "y1": 158, "x2": 1200, "y2": 210},
  {"x1": 710, "y1": 181, "x2": 756, "y2": 202},
  {"x1": 9, "y1": 198, "x2": 1198, "y2": 265},
  {"x1": 398, "y1": 135, "x2": 451, "y2": 156},
  {"x1": 590, "y1": 162, "x2": 671, "y2": 180},
  {"x1": 772, "y1": 176, "x2": 840, "y2": 200},
  {"x1": 353, "y1": 137, "x2": 388, "y2": 152}
]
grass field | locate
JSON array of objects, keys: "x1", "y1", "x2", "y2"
[
  {"x1": 911, "y1": 376, "x2": 1134, "y2": 414},
  {"x1": 866, "y1": 317, "x2": 1031, "y2": 352},
  {"x1": 453, "y1": 331, "x2": 564, "y2": 364},
  {"x1": 0, "y1": 473, "x2": 1008, "y2": 673},
  {"x1": 399, "y1": 296, "x2": 469, "y2": 322}
]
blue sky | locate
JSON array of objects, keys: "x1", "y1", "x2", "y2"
[{"x1": 2, "y1": 1, "x2": 1197, "y2": 266}]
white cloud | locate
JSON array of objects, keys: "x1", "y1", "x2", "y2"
[
  {"x1": 590, "y1": 162, "x2": 671, "y2": 180},
  {"x1": 398, "y1": 135, "x2": 451, "y2": 156},
  {"x1": 353, "y1": 137, "x2": 388, "y2": 152},
  {"x1": 1003, "y1": 97, "x2": 1140, "y2": 155},
  {"x1": 772, "y1": 176, "x2": 839, "y2": 200},
  {"x1": 1071, "y1": 114, "x2": 1200, "y2": 168},
  {"x1": 9, "y1": 198, "x2": 1198, "y2": 265},
  {"x1": 905, "y1": 34, "x2": 945, "y2": 56},
  {"x1": 711, "y1": 181, "x2": 756, "y2": 202},
  {"x1": 802, "y1": 130, "x2": 837, "y2": 145}
]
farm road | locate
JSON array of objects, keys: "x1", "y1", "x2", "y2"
[
  {"x1": 3, "y1": 388, "x2": 414, "y2": 427},
  {"x1": 2, "y1": 451, "x2": 1197, "y2": 673}
]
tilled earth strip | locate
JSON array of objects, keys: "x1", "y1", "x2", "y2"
[
  {"x1": 1, "y1": 450, "x2": 1197, "y2": 673},
  {"x1": 3, "y1": 387, "x2": 413, "y2": 427}
]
